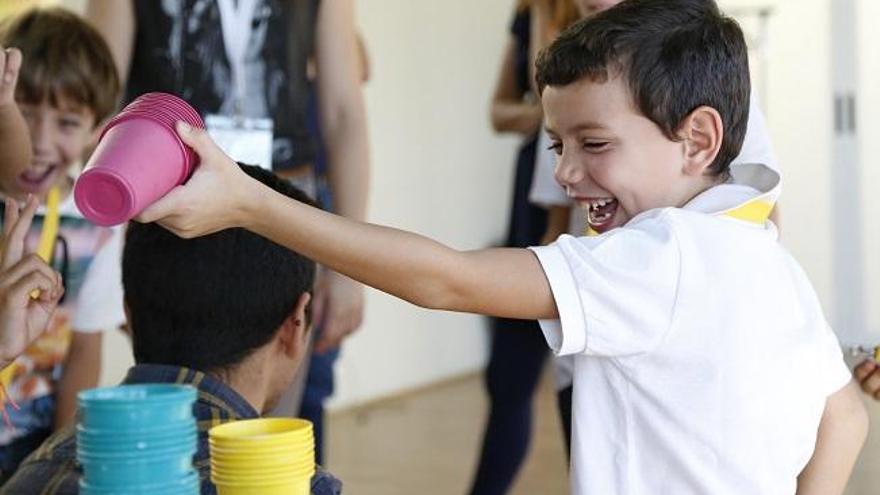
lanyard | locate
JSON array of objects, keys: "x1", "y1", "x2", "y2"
[{"x1": 216, "y1": 0, "x2": 260, "y2": 116}]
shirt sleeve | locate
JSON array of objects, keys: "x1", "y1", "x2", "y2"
[
  {"x1": 528, "y1": 211, "x2": 682, "y2": 357},
  {"x1": 71, "y1": 225, "x2": 126, "y2": 333},
  {"x1": 818, "y1": 321, "x2": 856, "y2": 396},
  {"x1": 529, "y1": 128, "x2": 571, "y2": 207},
  {"x1": 734, "y1": 88, "x2": 780, "y2": 173}
]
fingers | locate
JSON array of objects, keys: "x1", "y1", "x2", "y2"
[
  {"x1": 1, "y1": 47, "x2": 22, "y2": 101},
  {"x1": 2, "y1": 196, "x2": 38, "y2": 271},
  {"x1": 855, "y1": 359, "x2": 880, "y2": 399},
  {"x1": 134, "y1": 186, "x2": 185, "y2": 225},
  {"x1": 5, "y1": 268, "x2": 61, "y2": 306},
  {"x1": 314, "y1": 309, "x2": 363, "y2": 354},
  {"x1": 3, "y1": 197, "x2": 19, "y2": 237},
  {"x1": 854, "y1": 359, "x2": 876, "y2": 382},
  {"x1": 0, "y1": 254, "x2": 60, "y2": 293},
  {"x1": 175, "y1": 121, "x2": 223, "y2": 163}
]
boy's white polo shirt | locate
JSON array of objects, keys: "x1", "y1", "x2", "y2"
[{"x1": 530, "y1": 164, "x2": 851, "y2": 495}]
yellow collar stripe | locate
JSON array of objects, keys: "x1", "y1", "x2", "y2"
[{"x1": 718, "y1": 199, "x2": 775, "y2": 225}]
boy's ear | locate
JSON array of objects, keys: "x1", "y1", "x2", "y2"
[
  {"x1": 678, "y1": 106, "x2": 723, "y2": 176},
  {"x1": 276, "y1": 292, "x2": 312, "y2": 359}
]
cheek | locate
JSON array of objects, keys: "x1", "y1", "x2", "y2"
[{"x1": 58, "y1": 136, "x2": 88, "y2": 163}]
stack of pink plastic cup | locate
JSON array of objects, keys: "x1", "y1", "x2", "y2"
[{"x1": 74, "y1": 92, "x2": 205, "y2": 226}]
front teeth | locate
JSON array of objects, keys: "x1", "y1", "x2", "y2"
[{"x1": 589, "y1": 198, "x2": 611, "y2": 211}]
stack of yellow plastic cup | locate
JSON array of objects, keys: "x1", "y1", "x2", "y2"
[{"x1": 209, "y1": 418, "x2": 314, "y2": 495}]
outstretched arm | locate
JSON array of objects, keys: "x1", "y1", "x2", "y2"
[{"x1": 138, "y1": 124, "x2": 558, "y2": 321}]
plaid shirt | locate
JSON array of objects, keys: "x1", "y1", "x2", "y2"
[{"x1": 1, "y1": 364, "x2": 342, "y2": 494}]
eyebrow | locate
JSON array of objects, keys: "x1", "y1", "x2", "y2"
[{"x1": 545, "y1": 121, "x2": 609, "y2": 136}]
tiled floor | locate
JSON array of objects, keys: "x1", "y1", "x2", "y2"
[{"x1": 328, "y1": 370, "x2": 880, "y2": 494}]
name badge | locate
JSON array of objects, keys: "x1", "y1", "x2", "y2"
[{"x1": 205, "y1": 114, "x2": 274, "y2": 171}]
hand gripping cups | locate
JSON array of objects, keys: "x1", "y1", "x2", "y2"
[
  {"x1": 76, "y1": 384, "x2": 199, "y2": 495},
  {"x1": 209, "y1": 418, "x2": 316, "y2": 495},
  {"x1": 74, "y1": 93, "x2": 205, "y2": 226}
]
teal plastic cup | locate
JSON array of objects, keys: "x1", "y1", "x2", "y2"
[
  {"x1": 77, "y1": 421, "x2": 197, "y2": 449},
  {"x1": 78, "y1": 431, "x2": 198, "y2": 454},
  {"x1": 79, "y1": 445, "x2": 196, "y2": 486},
  {"x1": 80, "y1": 469, "x2": 199, "y2": 495},
  {"x1": 77, "y1": 384, "x2": 196, "y2": 430}
]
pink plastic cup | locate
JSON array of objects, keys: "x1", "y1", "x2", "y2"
[{"x1": 74, "y1": 93, "x2": 205, "y2": 226}]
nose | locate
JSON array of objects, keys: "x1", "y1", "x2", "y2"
[
  {"x1": 29, "y1": 116, "x2": 53, "y2": 155},
  {"x1": 554, "y1": 149, "x2": 585, "y2": 191}
]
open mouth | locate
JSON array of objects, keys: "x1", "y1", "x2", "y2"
[
  {"x1": 586, "y1": 197, "x2": 618, "y2": 233},
  {"x1": 17, "y1": 165, "x2": 58, "y2": 193}
]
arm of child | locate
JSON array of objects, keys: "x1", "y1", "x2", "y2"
[
  {"x1": 84, "y1": 0, "x2": 135, "y2": 84},
  {"x1": 139, "y1": 124, "x2": 559, "y2": 321},
  {"x1": 795, "y1": 381, "x2": 868, "y2": 495},
  {"x1": 54, "y1": 332, "x2": 102, "y2": 428},
  {"x1": 0, "y1": 47, "x2": 32, "y2": 185}
]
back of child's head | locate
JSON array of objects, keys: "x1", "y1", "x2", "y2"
[
  {"x1": 0, "y1": 7, "x2": 119, "y2": 124},
  {"x1": 536, "y1": 0, "x2": 749, "y2": 177},
  {"x1": 123, "y1": 165, "x2": 317, "y2": 372}
]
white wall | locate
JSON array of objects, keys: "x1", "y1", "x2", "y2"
[
  {"x1": 327, "y1": 0, "x2": 519, "y2": 410},
  {"x1": 859, "y1": 0, "x2": 880, "y2": 342},
  {"x1": 720, "y1": 0, "x2": 880, "y2": 348},
  {"x1": 720, "y1": 0, "x2": 836, "y2": 323}
]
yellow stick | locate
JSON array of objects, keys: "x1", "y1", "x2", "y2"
[
  {"x1": 36, "y1": 187, "x2": 61, "y2": 262},
  {"x1": 28, "y1": 187, "x2": 60, "y2": 299}
]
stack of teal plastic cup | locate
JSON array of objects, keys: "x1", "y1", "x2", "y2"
[{"x1": 76, "y1": 384, "x2": 199, "y2": 495}]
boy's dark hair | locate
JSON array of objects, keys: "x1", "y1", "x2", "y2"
[
  {"x1": 536, "y1": 0, "x2": 749, "y2": 177},
  {"x1": 0, "y1": 7, "x2": 120, "y2": 124},
  {"x1": 123, "y1": 165, "x2": 317, "y2": 372}
]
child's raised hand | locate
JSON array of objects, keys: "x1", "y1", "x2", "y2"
[
  {"x1": 0, "y1": 47, "x2": 23, "y2": 108},
  {"x1": 135, "y1": 122, "x2": 261, "y2": 238},
  {"x1": 0, "y1": 196, "x2": 64, "y2": 369}
]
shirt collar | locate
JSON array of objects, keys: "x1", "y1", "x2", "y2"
[
  {"x1": 683, "y1": 162, "x2": 781, "y2": 225},
  {"x1": 123, "y1": 363, "x2": 259, "y2": 420}
]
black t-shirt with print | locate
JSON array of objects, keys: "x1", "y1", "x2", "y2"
[{"x1": 126, "y1": 0, "x2": 320, "y2": 172}]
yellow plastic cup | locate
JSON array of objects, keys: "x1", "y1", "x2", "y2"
[
  {"x1": 211, "y1": 467, "x2": 314, "y2": 484},
  {"x1": 211, "y1": 461, "x2": 314, "y2": 479},
  {"x1": 208, "y1": 439, "x2": 313, "y2": 456},
  {"x1": 211, "y1": 449, "x2": 313, "y2": 467},
  {"x1": 211, "y1": 454, "x2": 313, "y2": 469},
  {"x1": 210, "y1": 445, "x2": 313, "y2": 462},
  {"x1": 215, "y1": 478, "x2": 309, "y2": 495},
  {"x1": 209, "y1": 418, "x2": 312, "y2": 448}
]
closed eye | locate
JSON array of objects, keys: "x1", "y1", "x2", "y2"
[{"x1": 583, "y1": 141, "x2": 610, "y2": 152}]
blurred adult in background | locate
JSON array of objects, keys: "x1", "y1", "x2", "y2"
[
  {"x1": 468, "y1": 2, "x2": 577, "y2": 494},
  {"x1": 84, "y1": 0, "x2": 369, "y2": 464}
]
